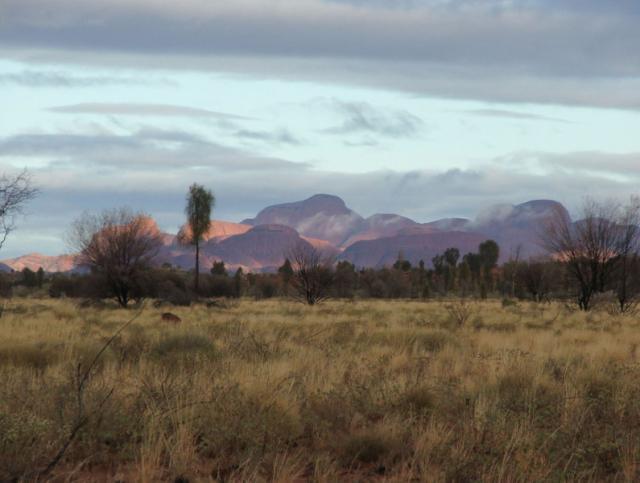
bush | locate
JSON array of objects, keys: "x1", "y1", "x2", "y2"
[
  {"x1": 501, "y1": 298, "x2": 518, "y2": 308},
  {"x1": 151, "y1": 334, "x2": 215, "y2": 359},
  {"x1": 157, "y1": 279, "x2": 193, "y2": 306},
  {"x1": 445, "y1": 299, "x2": 474, "y2": 328},
  {"x1": 48, "y1": 273, "x2": 109, "y2": 299},
  {"x1": 0, "y1": 273, "x2": 13, "y2": 297},
  {"x1": 413, "y1": 331, "x2": 455, "y2": 353},
  {"x1": 339, "y1": 429, "x2": 403, "y2": 465},
  {"x1": 0, "y1": 343, "x2": 61, "y2": 372},
  {"x1": 201, "y1": 274, "x2": 236, "y2": 298}
]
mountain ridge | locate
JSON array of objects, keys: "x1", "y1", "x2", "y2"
[{"x1": 0, "y1": 195, "x2": 566, "y2": 273}]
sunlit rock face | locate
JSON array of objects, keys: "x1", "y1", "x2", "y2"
[
  {"x1": 242, "y1": 194, "x2": 366, "y2": 247},
  {"x1": 1, "y1": 196, "x2": 570, "y2": 272},
  {"x1": 176, "y1": 220, "x2": 252, "y2": 244}
]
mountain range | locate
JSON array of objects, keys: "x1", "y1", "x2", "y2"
[{"x1": 0, "y1": 194, "x2": 567, "y2": 273}]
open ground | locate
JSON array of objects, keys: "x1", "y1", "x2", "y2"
[{"x1": 1, "y1": 298, "x2": 640, "y2": 481}]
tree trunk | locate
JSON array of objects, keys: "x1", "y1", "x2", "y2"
[{"x1": 195, "y1": 240, "x2": 200, "y2": 293}]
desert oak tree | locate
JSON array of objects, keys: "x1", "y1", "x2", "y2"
[{"x1": 182, "y1": 184, "x2": 215, "y2": 293}]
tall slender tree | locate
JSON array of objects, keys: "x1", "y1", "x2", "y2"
[{"x1": 184, "y1": 184, "x2": 215, "y2": 292}]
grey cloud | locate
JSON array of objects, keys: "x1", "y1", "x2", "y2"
[
  {"x1": 344, "y1": 137, "x2": 379, "y2": 147},
  {"x1": 1, "y1": 148, "x2": 636, "y2": 258},
  {"x1": 234, "y1": 128, "x2": 302, "y2": 146},
  {"x1": 48, "y1": 102, "x2": 253, "y2": 120},
  {"x1": 0, "y1": 133, "x2": 141, "y2": 157},
  {"x1": 1, "y1": 0, "x2": 635, "y2": 76},
  {"x1": 0, "y1": 69, "x2": 164, "y2": 87},
  {"x1": 101, "y1": 55, "x2": 640, "y2": 112},
  {"x1": 2, "y1": 0, "x2": 640, "y2": 109},
  {"x1": 531, "y1": 151, "x2": 640, "y2": 178},
  {"x1": 492, "y1": 151, "x2": 640, "y2": 180},
  {"x1": 0, "y1": 130, "x2": 307, "y2": 171},
  {"x1": 329, "y1": 0, "x2": 640, "y2": 15},
  {"x1": 323, "y1": 100, "x2": 423, "y2": 138},
  {"x1": 465, "y1": 109, "x2": 569, "y2": 123}
]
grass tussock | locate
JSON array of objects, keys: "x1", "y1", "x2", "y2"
[{"x1": 1, "y1": 298, "x2": 640, "y2": 481}]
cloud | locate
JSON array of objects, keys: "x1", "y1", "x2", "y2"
[
  {"x1": 48, "y1": 102, "x2": 253, "y2": 120},
  {"x1": 234, "y1": 128, "x2": 302, "y2": 145},
  {"x1": 2, "y1": 140, "x2": 638, "y2": 253},
  {"x1": 0, "y1": 69, "x2": 162, "y2": 87},
  {"x1": 465, "y1": 109, "x2": 569, "y2": 123},
  {"x1": 2, "y1": 0, "x2": 640, "y2": 109},
  {"x1": 322, "y1": 100, "x2": 423, "y2": 138},
  {"x1": 344, "y1": 137, "x2": 379, "y2": 147},
  {"x1": 496, "y1": 151, "x2": 640, "y2": 181},
  {"x1": 0, "y1": 129, "x2": 306, "y2": 171}
]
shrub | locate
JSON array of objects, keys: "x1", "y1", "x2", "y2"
[
  {"x1": 0, "y1": 273, "x2": 13, "y2": 297},
  {"x1": 413, "y1": 331, "x2": 455, "y2": 353},
  {"x1": 253, "y1": 276, "x2": 279, "y2": 299},
  {"x1": 201, "y1": 274, "x2": 236, "y2": 298},
  {"x1": 501, "y1": 298, "x2": 518, "y2": 308},
  {"x1": 485, "y1": 321, "x2": 517, "y2": 332},
  {"x1": 157, "y1": 280, "x2": 193, "y2": 306},
  {"x1": 398, "y1": 386, "x2": 434, "y2": 415},
  {"x1": 0, "y1": 343, "x2": 60, "y2": 372},
  {"x1": 151, "y1": 334, "x2": 214, "y2": 359},
  {"x1": 340, "y1": 429, "x2": 403, "y2": 465},
  {"x1": 445, "y1": 299, "x2": 474, "y2": 328}
]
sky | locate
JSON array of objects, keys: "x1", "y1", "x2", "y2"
[{"x1": 1, "y1": 0, "x2": 640, "y2": 257}]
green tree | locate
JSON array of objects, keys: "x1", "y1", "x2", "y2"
[
  {"x1": 278, "y1": 258, "x2": 294, "y2": 281},
  {"x1": 393, "y1": 258, "x2": 412, "y2": 272},
  {"x1": 334, "y1": 260, "x2": 357, "y2": 298},
  {"x1": 393, "y1": 251, "x2": 411, "y2": 271},
  {"x1": 417, "y1": 260, "x2": 427, "y2": 298},
  {"x1": 479, "y1": 240, "x2": 500, "y2": 293},
  {"x1": 443, "y1": 247, "x2": 460, "y2": 268},
  {"x1": 479, "y1": 240, "x2": 500, "y2": 270},
  {"x1": 36, "y1": 267, "x2": 45, "y2": 288},
  {"x1": 458, "y1": 260, "x2": 471, "y2": 296},
  {"x1": 184, "y1": 184, "x2": 215, "y2": 293},
  {"x1": 21, "y1": 267, "x2": 37, "y2": 287},
  {"x1": 233, "y1": 267, "x2": 246, "y2": 298},
  {"x1": 278, "y1": 258, "x2": 294, "y2": 295},
  {"x1": 211, "y1": 260, "x2": 227, "y2": 277}
]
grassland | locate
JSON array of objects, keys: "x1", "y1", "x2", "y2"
[{"x1": 1, "y1": 298, "x2": 640, "y2": 481}]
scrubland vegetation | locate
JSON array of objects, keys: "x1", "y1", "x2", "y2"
[{"x1": 2, "y1": 298, "x2": 640, "y2": 481}]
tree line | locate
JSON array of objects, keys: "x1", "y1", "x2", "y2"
[{"x1": 2, "y1": 174, "x2": 640, "y2": 312}]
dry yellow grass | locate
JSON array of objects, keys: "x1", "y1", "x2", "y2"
[{"x1": 1, "y1": 298, "x2": 640, "y2": 481}]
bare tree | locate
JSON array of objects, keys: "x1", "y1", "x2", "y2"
[
  {"x1": 68, "y1": 208, "x2": 162, "y2": 307},
  {"x1": 541, "y1": 199, "x2": 622, "y2": 310},
  {"x1": 287, "y1": 242, "x2": 334, "y2": 305},
  {"x1": 517, "y1": 257, "x2": 558, "y2": 302},
  {"x1": 613, "y1": 197, "x2": 640, "y2": 313},
  {"x1": 0, "y1": 170, "x2": 38, "y2": 250}
]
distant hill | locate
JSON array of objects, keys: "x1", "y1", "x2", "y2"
[
  {"x1": 470, "y1": 200, "x2": 568, "y2": 260},
  {"x1": 0, "y1": 196, "x2": 568, "y2": 272},
  {"x1": 340, "y1": 231, "x2": 487, "y2": 268},
  {"x1": 242, "y1": 194, "x2": 365, "y2": 246},
  {"x1": 0, "y1": 253, "x2": 77, "y2": 273}
]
